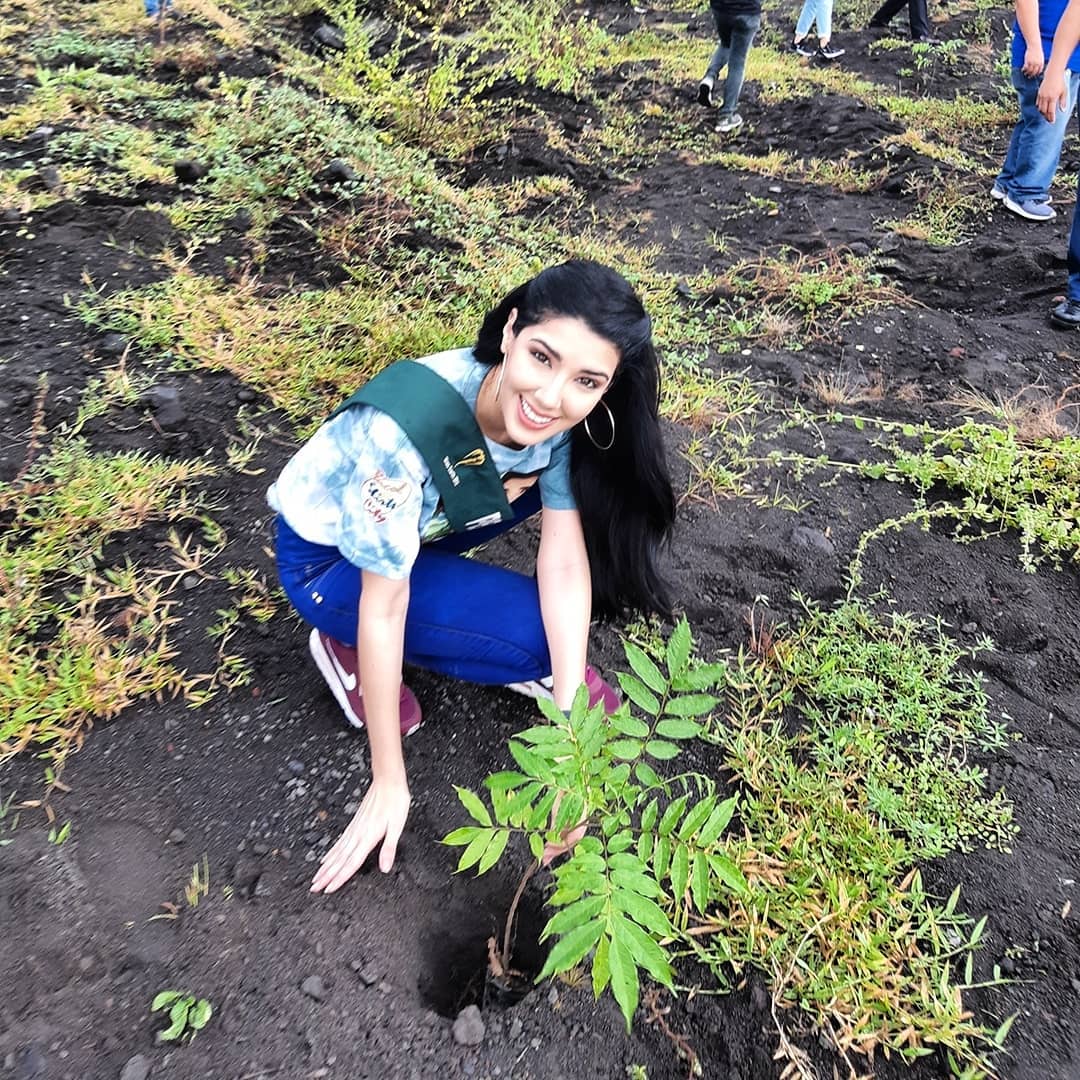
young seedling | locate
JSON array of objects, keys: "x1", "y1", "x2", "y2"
[{"x1": 151, "y1": 990, "x2": 212, "y2": 1042}]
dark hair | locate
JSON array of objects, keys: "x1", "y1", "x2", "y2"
[{"x1": 474, "y1": 260, "x2": 676, "y2": 620}]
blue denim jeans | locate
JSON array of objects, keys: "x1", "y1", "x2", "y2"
[
  {"x1": 997, "y1": 67, "x2": 1079, "y2": 203},
  {"x1": 704, "y1": 10, "x2": 761, "y2": 118},
  {"x1": 274, "y1": 488, "x2": 553, "y2": 684},
  {"x1": 1066, "y1": 183, "x2": 1080, "y2": 301},
  {"x1": 795, "y1": 0, "x2": 834, "y2": 40}
]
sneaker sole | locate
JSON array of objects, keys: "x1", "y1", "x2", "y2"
[
  {"x1": 697, "y1": 83, "x2": 712, "y2": 107},
  {"x1": 1003, "y1": 197, "x2": 1056, "y2": 221},
  {"x1": 990, "y1": 187, "x2": 1006, "y2": 200},
  {"x1": 503, "y1": 678, "x2": 555, "y2": 702},
  {"x1": 308, "y1": 628, "x2": 423, "y2": 737},
  {"x1": 1049, "y1": 312, "x2": 1080, "y2": 329}
]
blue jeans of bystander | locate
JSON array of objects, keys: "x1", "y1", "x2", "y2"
[
  {"x1": 997, "y1": 67, "x2": 1079, "y2": 203},
  {"x1": 704, "y1": 11, "x2": 761, "y2": 118}
]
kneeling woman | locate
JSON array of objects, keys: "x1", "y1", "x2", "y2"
[{"x1": 268, "y1": 261, "x2": 676, "y2": 892}]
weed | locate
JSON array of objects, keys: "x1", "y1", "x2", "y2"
[
  {"x1": 47, "y1": 820, "x2": 72, "y2": 844},
  {"x1": 184, "y1": 855, "x2": 210, "y2": 906},
  {"x1": 883, "y1": 169, "x2": 982, "y2": 246},
  {"x1": 151, "y1": 990, "x2": 212, "y2": 1041}
]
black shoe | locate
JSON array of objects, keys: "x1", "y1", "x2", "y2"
[
  {"x1": 698, "y1": 77, "x2": 714, "y2": 107},
  {"x1": 868, "y1": 20, "x2": 889, "y2": 29},
  {"x1": 791, "y1": 38, "x2": 814, "y2": 56},
  {"x1": 817, "y1": 43, "x2": 845, "y2": 60},
  {"x1": 1050, "y1": 298, "x2": 1080, "y2": 328},
  {"x1": 912, "y1": 34, "x2": 939, "y2": 43}
]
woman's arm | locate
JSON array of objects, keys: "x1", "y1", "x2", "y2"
[
  {"x1": 310, "y1": 570, "x2": 411, "y2": 892},
  {"x1": 1038, "y1": 0, "x2": 1080, "y2": 119},
  {"x1": 536, "y1": 507, "x2": 592, "y2": 709}
]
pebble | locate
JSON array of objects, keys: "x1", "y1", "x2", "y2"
[
  {"x1": 167, "y1": 828, "x2": 186, "y2": 845},
  {"x1": 287, "y1": 760, "x2": 306, "y2": 776},
  {"x1": 99, "y1": 332, "x2": 129, "y2": 357},
  {"x1": 236, "y1": 388, "x2": 256, "y2": 402},
  {"x1": 452, "y1": 1005, "x2": 486, "y2": 1047},
  {"x1": 353, "y1": 962, "x2": 379, "y2": 987},
  {"x1": 300, "y1": 975, "x2": 327, "y2": 1002},
  {"x1": 961, "y1": 622, "x2": 978, "y2": 634},
  {"x1": 313, "y1": 23, "x2": 346, "y2": 50},
  {"x1": 252, "y1": 842, "x2": 270, "y2": 855},
  {"x1": 119, "y1": 1055, "x2": 152, "y2": 1080},
  {"x1": 13, "y1": 1046, "x2": 47, "y2": 1079},
  {"x1": 79, "y1": 955, "x2": 95, "y2": 973},
  {"x1": 509, "y1": 1017, "x2": 523, "y2": 1040}
]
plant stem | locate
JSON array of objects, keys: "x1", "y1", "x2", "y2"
[{"x1": 501, "y1": 860, "x2": 538, "y2": 971}]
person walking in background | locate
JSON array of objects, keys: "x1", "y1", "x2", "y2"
[
  {"x1": 867, "y1": 0, "x2": 934, "y2": 43},
  {"x1": 698, "y1": 0, "x2": 763, "y2": 133},
  {"x1": 995, "y1": 0, "x2": 1080, "y2": 221},
  {"x1": 792, "y1": 0, "x2": 846, "y2": 61},
  {"x1": 1036, "y1": 0, "x2": 1080, "y2": 324}
]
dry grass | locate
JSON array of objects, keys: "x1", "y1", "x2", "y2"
[
  {"x1": 947, "y1": 383, "x2": 1080, "y2": 443},
  {"x1": 808, "y1": 369, "x2": 886, "y2": 407}
]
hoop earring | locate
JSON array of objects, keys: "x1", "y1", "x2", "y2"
[
  {"x1": 494, "y1": 361, "x2": 506, "y2": 402},
  {"x1": 583, "y1": 400, "x2": 615, "y2": 451}
]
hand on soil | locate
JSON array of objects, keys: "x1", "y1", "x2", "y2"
[{"x1": 310, "y1": 778, "x2": 411, "y2": 892}]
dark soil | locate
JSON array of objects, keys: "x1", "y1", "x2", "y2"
[{"x1": 2, "y1": 3, "x2": 1079, "y2": 1080}]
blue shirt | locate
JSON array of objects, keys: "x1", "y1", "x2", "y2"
[
  {"x1": 267, "y1": 348, "x2": 575, "y2": 578},
  {"x1": 1012, "y1": 0, "x2": 1080, "y2": 71}
]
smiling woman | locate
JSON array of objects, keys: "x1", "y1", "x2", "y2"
[{"x1": 266, "y1": 260, "x2": 676, "y2": 892}]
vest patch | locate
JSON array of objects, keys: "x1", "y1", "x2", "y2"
[{"x1": 362, "y1": 469, "x2": 412, "y2": 524}]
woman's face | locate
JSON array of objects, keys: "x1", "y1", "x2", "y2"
[{"x1": 486, "y1": 311, "x2": 620, "y2": 448}]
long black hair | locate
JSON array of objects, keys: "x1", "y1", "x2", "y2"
[{"x1": 474, "y1": 260, "x2": 676, "y2": 620}]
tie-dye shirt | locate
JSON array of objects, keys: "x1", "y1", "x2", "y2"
[{"x1": 267, "y1": 347, "x2": 575, "y2": 579}]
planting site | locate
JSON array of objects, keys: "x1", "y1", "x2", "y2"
[{"x1": 1, "y1": 0, "x2": 1079, "y2": 1078}]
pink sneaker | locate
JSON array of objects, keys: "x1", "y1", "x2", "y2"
[
  {"x1": 308, "y1": 628, "x2": 423, "y2": 737},
  {"x1": 504, "y1": 666, "x2": 621, "y2": 715}
]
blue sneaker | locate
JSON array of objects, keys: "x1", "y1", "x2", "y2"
[
  {"x1": 1050, "y1": 298, "x2": 1080, "y2": 328},
  {"x1": 1003, "y1": 195, "x2": 1056, "y2": 221}
]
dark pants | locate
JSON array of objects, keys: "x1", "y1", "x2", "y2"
[
  {"x1": 1067, "y1": 196, "x2": 1080, "y2": 301},
  {"x1": 869, "y1": 0, "x2": 929, "y2": 39},
  {"x1": 704, "y1": 10, "x2": 761, "y2": 117}
]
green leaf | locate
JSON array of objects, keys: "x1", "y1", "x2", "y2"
[
  {"x1": 151, "y1": 991, "x2": 183, "y2": 1011},
  {"x1": 608, "y1": 712, "x2": 651, "y2": 739},
  {"x1": 537, "y1": 917, "x2": 604, "y2": 980},
  {"x1": 518, "y1": 725, "x2": 573, "y2": 745},
  {"x1": 655, "y1": 717, "x2": 704, "y2": 741},
  {"x1": 527, "y1": 789, "x2": 558, "y2": 830},
  {"x1": 168, "y1": 998, "x2": 191, "y2": 1032},
  {"x1": 618, "y1": 914, "x2": 675, "y2": 987},
  {"x1": 508, "y1": 740, "x2": 547, "y2": 778},
  {"x1": 623, "y1": 642, "x2": 666, "y2": 694},
  {"x1": 653, "y1": 835, "x2": 671, "y2": 881},
  {"x1": 592, "y1": 931, "x2": 611, "y2": 998},
  {"x1": 665, "y1": 618, "x2": 693, "y2": 681},
  {"x1": 634, "y1": 761, "x2": 662, "y2": 790},
  {"x1": 476, "y1": 829, "x2": 511, "y2": 874},
  {"x1": 607, "y1": 930, "x2": 640, "y2": 1030},
  {"x1": 662, "y1": 695, "x2": 717, "y2": 719},
  {"x1": 456, "y1": 831, "x2": 492, "y2": 873},
  {"x1": 969, "y1": 915, "x2": 987, "y2": 947},
  {"x1": 485, "y1": 770, "x2": 530, "y2": 791},
  {"x1": 645, "y1": 739, "x2": 681, "y2": 761},
  {"x1": 640, "y1": 798, "x2": 658, "y2": 832},
  {"x1": 607, "y1": 738, "x2": 643, "y2": 760},
  {"x1": 608, "y1": 830, "x2": 635, "y2": 854},
  {"x1": 671, "y1": 662, "x2": 728, "y2": 692},
  {"x1": 690, "y1": 849, "x2": 709, "y2": 913},
  {"x1": 657, "y1": 795, "x2": 688, "y2": 837},
  {"x1": 554, "y1": 792, "x2": 585, "y2": 833},
  {"x1": 636, "y1": 831, "x2": 654, "y2": 863},
  {"x1": 993, "y1": 1012, "x2": 1017, "y2": 1047},
  {"x1": 503, "y1": 781, "x2": 543, "y2": 823},
  {"x1": 543, "y1": 894, "x2": 607, "y2": 939},
  {"x1": 159, "y1": 1014, "x2": 187, "y2": 1041},
  {"x1": 696, "y1": 796, "x2": 738, "y2": 847},
  {"x1": 677, "y1": 795, "x2": 716, "y2": 841},
  {"x1": 670, "y1": 843, "x2": 689, "y2": 903},
  {"x1": 188, "y1": 999, "x2": 212, "y2": 1030},
  {"x1": 708, "y1": 852, "x2": 749, "y2": 896},
  {"x1": 529, "y1": 832, "x2": 545, "y2": 862},
  {"x1": 617, "y1": 672, "x2": 660, "y2": 715},
  {"x1": 454, "y1": 786, "x2": 492, "y2": 827},
  {"x1": 443, "y1": 827, "x2": 481, "y2": 847}
]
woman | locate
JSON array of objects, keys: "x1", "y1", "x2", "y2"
[
  {"x1": 791, "y1": 0, "x2": 846, "y2": 60},
  {"x1": 268, "y1": 260, "x2": 676, "y2": 893}
]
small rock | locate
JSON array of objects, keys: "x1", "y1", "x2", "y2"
[
  {"x1": 99, "y1": 332, "x2": 129, "y2": 357},
  {"x1": 354, "y1": 964, "x2": 379, "y2": 987},
  {"x1": 750, "y1": 981, "x2": 769, "y2": 1012},
  {"x1": 167, "y1": 828, "x2": 186, "y2": 845},
  {"x1": 287, "y1": 759, "x2": 306, "y2": 776},
  {"x1": 301, "y1": 975, "x2": 327, "y2": 1002},
  {"x1": 31, "y1": 125, "x2": 54, "y2": 140},
  {"x1": 508, "y1": 1017, "x2": 523, "y2": 1040},
  {"x1": 252, "y1": 841, "x2": 270, "y2": 855},
  {"x1": 322, "y1": 158, "x2": 358, "y2": 184},
  {"x1": 181, "y1": 575, "x2": 200, "y2": 592},
  {"x1": 789, "y1": 525, "x2": 835, "y2": 555},
  {"x1": 39, "y1": 166, "x2": 61, "y2": 191},
  {"x1": 547, "y1": 985, "x2": 559, "y2": 1006},
  {"x1": 120, "y1": 1054, "x2": 152, "y2": 1080},
  {"x1": 143, "y1": 385, "x2": 185, "y2": 430},
  {"x1": 79, "y1": 954, "x2": 95, "y2": 973},
  {"x1": 961, "y1": 622, "x2": 978, "y2": 635},
  {"x1": 14, "y1": 1045, "x2": 47, "y2": 1080},
  {"x1": 173, "y1": 159, "x2": 208, "y2": 185},
  {"x1": 767, "y1": 184, "x2": 782, "y2": 194},
  {"x1": 452, "y1": 1004, "x2": 486, "y2": 1047},
  {"x1": 236, "y1": 388, "x2": 256, "y2": 403},
  {"x1": 313, "y1": 23, "x2": 346, "y2": 50}
]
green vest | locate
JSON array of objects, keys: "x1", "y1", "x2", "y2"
[{"x1": 332, "y1": 360, "x2": 513, "y2": 534}]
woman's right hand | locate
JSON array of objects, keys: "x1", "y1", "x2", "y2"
[{"x1": 310, "y1": 775, "x2": 411, "y2": 893}]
